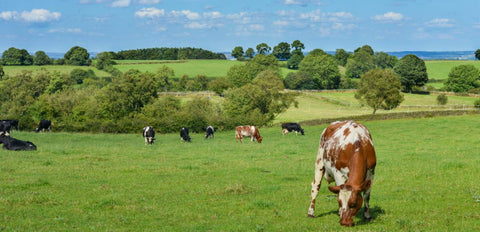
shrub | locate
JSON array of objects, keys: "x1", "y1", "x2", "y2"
[
  {"x1": 474, "y1": 99, "x2": 480, "y2": 109},
  {"x1": 436, "y1": 94, "x2": 448, "y2": 105}
]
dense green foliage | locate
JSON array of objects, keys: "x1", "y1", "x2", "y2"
[
  {"x1": 394, "y1": 54, "x2": 428, "y2": 92},
  {"x1": 355, "y1": 69, "x2": 404, "y2": 114},
  {"x1": 298, "y1": 50, "x2": 341, "y2": 89},
  {"x1": 1, "y1": 47, "x2": 33, "y2": 65},
  {"x1": 436, "y1": 93, "x2": 448, "y2": 105},
  {"x1": 444, "y1": 64, "x2": 480, "y2": 93},
  {"x1": 475, "y1": 49, "x2": 480, "y2": 60},
  {"x1": 64, "y1": 46, "x2": 91, "y2": 66},
  {"x1": 231, "y1": 46, "x2": 244, "y2": 60},
  {"x1": 1, "y1": 116, "x2": 479, "y2": 231},
  {"x1": 116, "y1": 47, "x2": 224, "y2": 60}
]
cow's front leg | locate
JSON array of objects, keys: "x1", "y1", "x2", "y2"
[{"x1": 308, "y1": 157, "x2": 325, "y2": 217}]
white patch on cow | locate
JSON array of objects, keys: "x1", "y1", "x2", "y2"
[
  {"x1": 339, "y1": 188, "x2": 353, "y2": 212},
  {"x1": 324, "y1": 160, "x2": 349, "y2": 185}
]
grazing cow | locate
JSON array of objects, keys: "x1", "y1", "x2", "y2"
[
  {"x1": 281, "y1": 122, "x2": 305, "y2": 136},
  {"x1": 205, "y1": 126, "x2": 214, "y2": 139},
  {"x1": 235, "y1": 125, "x2": 263, "y2": 143},
  {"x1": 0, "y1": 121, "x2": 12, "y2": 136},
  {"x1": 180, "y1": 127, "x2": 191, "y2": 142},
  {"x1": 35, "y1": 120, "x2": 52, "y2": 133},
  {"x1": 142, "y1": 126, "x2": 155, "y2": 145},
  {"x1": 0, "y1": 134, "x2": 37, "y2": 151},
  {"x1": 307, "y1": 120, "x2": 376, "y2": 227}
]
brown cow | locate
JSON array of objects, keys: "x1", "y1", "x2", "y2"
[
  {"x1": 307, "y1": 120, "x2": 376, "y2": 227},
  {"x1": 235, "y1": 126, "x2": 263, "y2": 143}
]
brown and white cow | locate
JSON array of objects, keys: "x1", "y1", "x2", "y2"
[
  {"x1": 307, "y1": 120, "x2": 376, "y2": 227},
  {"x1": 235, "y1": 126, "x2": 263, "y2": 143}
]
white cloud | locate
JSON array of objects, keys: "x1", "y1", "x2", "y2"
[
  {"x1": 139, "y1": 0, "x2": 160, "y2": 4},
  {"x1": 426, "y1": 18, "x2": 454, "y2": 28},
  {"x1": 48, "y1": 28, "x2": 83, "y2": 34},
  {"x1": 300, "y1": 9, "x2": 322, "y2": 21},
  {"x1": 249, "y1": 24, "x2": 264, "y2": 31},
  {"x1": 135, "y1": 7, "x2": 165, "y2": 18},
  {"x1": 184, "y1": 21, "x2": 208, "y2": 29},
  {"x1": 111, "y1": 0, "x2": 130, "y2": 7},
  {"x1": 474, "y1": 22, "x2": 480, "y2": 29},
  {"x1": 170, "y1": 10, "x2": 200, "y2": 20},
  {"x1": 203, "y1": 11, "x2": 222, "y2": 19},
  {"x1": 373, "y1": 12, "x2": 404, "y2": 22},
  {"x1": 283, "y1": 0, "x2": 322, "y2": 6},
  {"x1": 332, "y1": 22, "x2": 356, "y2": 30},
  {"x1": 0, "y1": 9, "x2": 61, "y2": 23}
]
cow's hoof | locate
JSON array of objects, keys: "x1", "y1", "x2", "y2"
[{"x1": 307, "y1": 214, "x2": 315, "y2": 218}]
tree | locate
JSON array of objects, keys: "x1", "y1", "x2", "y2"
[
  {"x1": 226, "y1": 54, "x2": 280, "y2": 87},
  {"x1": 374, "y1": 52, "x2": 398, "y2": 69},
  {"x1": 354, "y1": 45, "x2": 374, "y2": 56},
  {"x1": 231, "y1": 46, "x2": 244, "y2": 60},
  {"x1": 155, "y1": 65, "x2": 174, "y2": 92},
  {"x1": 94, "y1": 52, "x2": 117, "y2": 70},
  {"x1": 245, "y1": 48, "x2": 255, "y2": 59},
  {"x1": 284, "y1": 71, "x2": 315, "y2": 90},
  {"x1": 393, "y1": 54, "x2": 428, "y2": 92},
  {"x1": 208, "y1": 77, "x2": 232, "y2": 95},
  {"x1": 345, "y1": 50, "x2": 375, "y2": 79},
  {"x1": 70, "y1": 68, "x2": 95, "y2": 84},
  {"x1": 256, "y1": 43, "x2": 271, "y2": 55},
  {"x1": 475, "y1": 49, "x2": 480, "y2": 60},
  {"x1": 1, "y1": 47, "x2": 33, "y2": 65},
  {"x1": 287, "y1": 53, "x2": 304, "y2": 70},
  {"x1": 334, "y1": 48, "x2": 349, "y2": 66},
  {"x1": 291, "y1": 40, "x2": 305, "y2": 56},
  {"x1": 64, "y1": 46, "x2": 90, "y2": 66},
  {"x1": 299, "y1": 52, "x2": 341, "y2": 89},
  {"x1": 272, "y1": 42, "x2": 291, "y2": 60},
  {"x1": 355, "y1": 69, "x2": 404, "y2": 114},
  {"x1": 34, "y1": 51, "x2": 52, "y2": 65},
  {"x1": 444, "y1": 65, "x2": 480, "y2": 93}
]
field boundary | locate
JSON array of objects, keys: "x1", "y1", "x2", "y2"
[{"x1": 294, "y1": 109, "x2": 480, "y2": 126}]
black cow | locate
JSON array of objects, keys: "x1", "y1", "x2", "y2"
[
  {"x1": 281, "y1": 122, "x2": 304, "y2": 136},
  {"x1": 0, "y1": 134, "x2": 37, "y2": 151},
  {"x1": 35, "y1": 120, "x2": 51, "y2": 133},
  {"x1": 1, "y1": 119, "x2": 18, "y2": 130},
  {"x1": 0, "y1": 121, "x2": 12, "y2": 136},
  {"x1": 205, "y1": 126, "x2": 214, "y2": 139},
  {"x1": 180, "y1": 127, "x2": 191, "y2": 142},
  {"x1": 143, "y1": 126, "x2": 155, "y2": 145}
]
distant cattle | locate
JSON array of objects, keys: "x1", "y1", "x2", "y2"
[
  {"x1": 281, "y1": 122, "x2": 304, "y2": 136},
  {"x1": 235, "y1": 125, "x2": 263, "y2": 143},
  {"x1": 0, "y1": 134, "x2": 37, "y2": 151},
  {"x1": 0, "y1": 121, "x2": 12, "y2": 136},
  {"x1": 205, "y1": 126, "x2": 214, "y2": 139},
  {"x1": 308, "y1": 120, "x2": 376, "y2": 227},
  {"x1": 180, "y1": 127, "x2": 191, "y2": 142},
  {"x1": 143, "y1": 126, "x2": 155, "y2": 145},
  {"x1": 35, "y1": 120, "x2": 51, "y2": 133}
]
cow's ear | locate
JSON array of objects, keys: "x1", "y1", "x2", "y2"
[
  {"x1": 328, "y1": 185, "x2": 341, "y2": 194},
  {"x1": 361, "y1": 180, "x2": 372, "y2": 191}
]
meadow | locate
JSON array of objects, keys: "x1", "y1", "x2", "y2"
[
  {"x1": 2, "y1": 65, "x2": 110, "y2": 78},
  {"x1": 1, "y1": 115, "x2": 479, "y2": 231}
]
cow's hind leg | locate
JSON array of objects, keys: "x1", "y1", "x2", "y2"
[
  {"x1": 363, "y1": 173, "x2": 374, "y2": 220},
  {"x1": 308, "y1": 150, "x2": 325, "y2": 218}
]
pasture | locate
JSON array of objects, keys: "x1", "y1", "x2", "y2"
[
  {"x1": 1, "y1": 115, "x2": 479, "y2": 231},
  {"x1": 2, "y1": 65, "x2": 110, "y2": 78}
]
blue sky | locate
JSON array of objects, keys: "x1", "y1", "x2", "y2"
[{"x1": 1, "y1": 0, "x2": 480, "y2": 54}]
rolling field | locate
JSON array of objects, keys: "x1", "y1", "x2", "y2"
[
  {"x1": 2, "y1": 65, "x2": 110, "y2": 78},
  {"x1": 1, "y1": 115, "x2": 479, "y2": 231}
]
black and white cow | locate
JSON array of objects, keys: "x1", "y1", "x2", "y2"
[
  {"x1": 35, "y1": 120, "x2": 51, "y2": 133},
  {"x1": 1, "y1": 119, "x2": 18, "y2": 130},
  {"x1": 205, "y1": 125, "x2": 214, "y2": 139},
  {"x1": 281, "y1": 122, "x2": 305, "y2": 136},
  {"x1": 0, "y1": 134, "x2": 37, "y2": 151},
  {"x1": 180, "y1": 127, "x2": 191, "y2": 142},
  {"x1": 143, "y1": 126, "x2": 155, "y2": 145},
  {"x1": 0, "y1": 121, "x2": 12, "y2": 136}
]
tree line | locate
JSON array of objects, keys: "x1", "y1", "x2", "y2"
[{"x1": 0, "y1": 46, "x2": 225, "y2": 66}]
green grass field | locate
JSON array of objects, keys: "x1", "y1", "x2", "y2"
[
  {"x1": 1, "y1": 115, "x2": 479, "y2": 231},
  {"x1": 2, "y1": 65, "x2": 110, "y2": 78}
]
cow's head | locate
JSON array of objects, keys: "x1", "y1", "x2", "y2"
[
  {"x1": 328, "y1": 180, "x2": 371, "y2": 227},
  {"x1": 147, "y1": 137, "x2": 155, "y2": 144},
  {"x1": 257, "y1": 136, "x2": 263, "y2": 143}
]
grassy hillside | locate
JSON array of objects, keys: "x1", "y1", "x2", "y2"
[
  {"x1": 1, "y1": 115, "x2": 479, "y2": 231},
  {"x1": 2, "y1": 65, "x2": 110, "y2": 77},
  {"x1": 274, "y1": 91, "x2": 478, "y2": 123}
]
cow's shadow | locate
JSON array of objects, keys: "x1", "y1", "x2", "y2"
[{"x1": 355, "y1": 206, "x2": 385, "y2": 225}]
